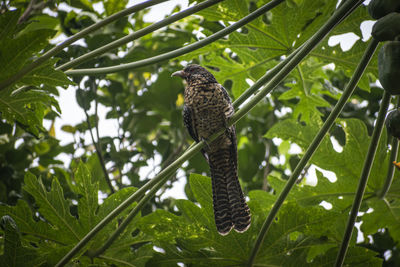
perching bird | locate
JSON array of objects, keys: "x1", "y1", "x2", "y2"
[{"x1": 172, "y1": 64, "x2": 251, "y2": 235}]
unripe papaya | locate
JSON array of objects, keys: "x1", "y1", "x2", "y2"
[
  {"x1": 368, "y1": 0, "x2": 400, "y2": 19},
  {"x1": 378, "y1": 41, "x2": 400, "y2": 95},
  {"x1": 385, "y1": 109, "x2": 400, "y2": 139},
  {"x1": 372, "y1": 13, "x2": 400, "y2": 41}
]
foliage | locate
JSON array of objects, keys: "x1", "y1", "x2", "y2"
[{"x1": 0, "y1": 0, "x2": 399, "y2": 266}]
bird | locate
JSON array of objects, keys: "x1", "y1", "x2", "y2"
[{"x1": 172, "y1": 64, "x2": 251, "y2": 235}]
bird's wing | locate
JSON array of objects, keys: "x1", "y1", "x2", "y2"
[{"x1": 183, "y1": 104, "x2": 199, "y2": 142}]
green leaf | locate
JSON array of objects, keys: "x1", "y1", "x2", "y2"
[
  {"x1": 23, "y1": 172, "x2": 83, "y2": 243},
  {"x1": 181, "y1": 0, "x2": 338, "y2": 98},
  {"x1": 20, "y1": 58, "x2": 74, "y2": 89},
  {"x1": 0, "y1": 10, "x2": 20, "y2": 41},
  {"x1": 0, "y1": 87, "x2": 58, "y2": 136},
  {"x1": 0, "y1": 215, "x2": 39, "y2": 267},
  {"x1": 0, "y1": 200, "x2": 60, "y2": 243},
  {"x1": 75, "y1": 162, "x2": 98, "y2": 232},
  {"x1": 0, "y1": 29, "x2": 55, "y2": 82},
  {"x1": 138, "y1": 173, "x2": 382, "y2": 266},
  {"x1": 104, "y1": 0, "x2": 129, "y2": 16}
]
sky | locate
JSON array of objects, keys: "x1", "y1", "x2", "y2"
[{"x1": 48, "y1": 0, "x2": 375, "y2": 201}]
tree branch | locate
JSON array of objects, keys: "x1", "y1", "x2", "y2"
[
  {"x1": 0, "y1": 0, "x2": 168, "y2": 90},
  {"x1": 65, "y1": 0, "x2": 285, "y2": 76},
  {"x1": 335, "y1": 90, "x2": 391, "y2": 267}
]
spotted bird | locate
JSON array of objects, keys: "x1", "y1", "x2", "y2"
[{"x1": 172, "y1": 64, "x2": 251, "y2": 235}]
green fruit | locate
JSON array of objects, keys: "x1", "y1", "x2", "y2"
[
  {"x1": 372, "y1": 13, "x2": 400, "y2": 41},
  {"x1": 368, "y1": 0, "x2": 400, "y2": 19},
  {"x1": 385, "y1": 109, "x2": 400, "y2": 139},
  {"x1": 378, "y1": 41, "x2": 400, "y2": 95}
]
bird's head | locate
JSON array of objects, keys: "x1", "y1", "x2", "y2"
[{"x1": 171, "y1": 64, "x2": 217, "y2": 84}]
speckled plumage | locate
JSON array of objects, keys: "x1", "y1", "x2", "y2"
[{"x1": 172, "y1": 64, "x2": 251, "y2": 235}]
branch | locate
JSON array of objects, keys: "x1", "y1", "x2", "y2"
[
  {"x1": 335, "y1": 90, "x2": 392, "y2": 267},
  {"x1": 83, "y1": 80, "x2": 115, "y2": 194},
  {"x1": 57, "y1": 0, "x2": 225, "y2": 71},
  {"x1": 83, "y1": 108, "x2": 115, "y2": 194},
  {"x1": 89, "y1": 177, "x2": 166, "y2": 257},
  {"x1": 0, "y1": 0, "x2": 167, "y2": 90},
  {"x1": 17, "y1": 0, "x2": 36, "y2": 24},
  {"x1": 65, "y1": 0, "x2": 285, "y2": 76}
]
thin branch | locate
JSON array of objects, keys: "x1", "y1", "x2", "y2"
[
  {"x1": 232, "y1": 0, "x2": 360, "y2": 110},
  {"x1": 335, "y1": 90, "x2": 392, "y2": 267},
  {"x1": 378, "y1": 96, "x2": 400, "y2": 199},
  {"x1": 0, "y1": 0, "x2": 168, "y2": 90},
  {"x1": 17, "y1": 0, "x2": 36, "y2": 24},
  {"x1": 83, "y1": 80, "x2": 115, "y2": 194},
  {"x1": 89, "y1": 178, "x2": 166, "y2": 257},
  {"x1": 57, "y1": 0, "x2": 225, "y2": 71},
  {"x1": 65, "y1": 0, "x2": 285, "y2": 76}
]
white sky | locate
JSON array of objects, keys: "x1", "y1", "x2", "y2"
[{"x1": 47, "y1": 0, "x2": 374, "y2": 200}]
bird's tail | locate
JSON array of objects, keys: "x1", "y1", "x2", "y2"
[{"x1": 208, "y1": 146, "x2": 251, "y2": 235}]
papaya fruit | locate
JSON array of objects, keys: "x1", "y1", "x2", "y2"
[
  {"x1": 385, "y1": 109, "x2": 400, "y2": 139},
  {"x1": 372, "y1": 13, "x2": 400, "y2": 41},
  {"x1": 368, "y1": 0, "x2": 400, "y2": 19},
  {"x1": 378, "y1": 41, "x2": 400, "y2": 95}
]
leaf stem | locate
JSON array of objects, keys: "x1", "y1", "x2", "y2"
[
  {"x1": 57, "y1": 0, "x2": 225, "y2": 71},
  {"x1": 55, "y1": 140, "x2": 203, "y2": 266},
  {"x1": 83, "y1": 105, "x2": 115, "y2": 194},
  {"x1": 378, "y1": 96, "x2": 400, "y2": 199},
  {"x1": 335, "y1": 90, "x2": 392, "y2": 267},
  {"x1": 232, "y1": 1, "x2": 360, "y2": 109},
  {"x1": 233, "y1": 44, "x2": 303, "y2": 109},
  {"x1": 65, "y1": 0, "x2": 285, "y2": 76},
  {"x1": 0, "y1": 0, "x2": 167, "y2": 91},
  {"x1": 89, "y1": 178, "x2": 166, "y2": 257},
  {"x1": 246, "y1": 15, "x2": 376, "y2": 267}
]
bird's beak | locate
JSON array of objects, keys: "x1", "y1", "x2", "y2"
[{"x1": 171, "y1": 70, "x2": 186, "y2": 78}]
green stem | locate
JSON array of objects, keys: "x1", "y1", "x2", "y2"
[
  {"x1": 233, "y1": 44, "x2": 303, "y2": 109},
  {"x1": 65, "y1": 0, "x2": 285, "y2": 76},
  {"x1": 89, "y1": 178, "x2": 167, "y2": 257},
  {"x1": 0, "y1": 0, "x2": 167, "y2": 91},
  {"x1": 57, "y1": 0, "x2": 224, "y2": 71},
  {"x1": 378, "y1": 136, "x2": 399, "y2": 198},
  {"x1": 55, "y1": 141, "x2": 203, "y2": 267},
  {"x1": 232, "y1": 0, "x2": 359, "y2": 110},
  {"x1": 84, "y1": 107, "x2": 115, "y2": 194},
  {"x1": 234, "y1": 0, "x2": 364, "y2": 136},
  {"x1": 378, "y1": 97, "x2": 400, "y2": 199},
  {"x1": 335, "y1": 90, "x2": 391, "y2": 267},
  {"x1": 246, "y1": 26, "x2": 376, "y2": 267}
]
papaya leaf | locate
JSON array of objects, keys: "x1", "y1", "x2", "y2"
[
  {"x1": 0, "y1": 29, "x2": 55, "y2": 83},
  {"x1": 0, "y1": 215, "x2": 39, "y2": 267},
  {"x1": 0, "y1": 200, "x2": 60, "y2": 244},
  {"x1": 0, "y1": 10, "x2": 20, "y2": 41},
  {"x1": 75, "y1": 162, "x2": 98, "y2": 232},
  {"x1": 23, "y1": 172, "x2": 83, "y2": 243},
  {"x1": 181, "y1": 0, "x2": 339, "y2": 98},
  {"x1": 0, "y1": 87, "x2": 59, "y2": 136},
  {"x1": 19, "y1": 58, "x2": 74, "y2": 89},
  {"x1": 137, "y1": 173, "x2": 380, "y2": 266}
]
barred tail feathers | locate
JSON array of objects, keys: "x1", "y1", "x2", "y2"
[{"x1": 208, "y1": 147, "x2": 251, "y2": 235}]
